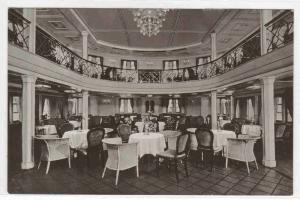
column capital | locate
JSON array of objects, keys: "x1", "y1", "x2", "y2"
[
  {"x1": 21, "y1": 75, "x2": 37, "y2": 83},
  {"x1": 82, "y1": 90, "x2": 89, "y2": 96},
  {"x1": 81, "y1": 31, "x2": 89, "y2": 37},
  {"x1": 261, "y1": 76, "x2": 276, "y2": 84}
]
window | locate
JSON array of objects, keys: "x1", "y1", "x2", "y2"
[
  {"x1": 12, "y1": 96, "x2": 21, "y2": 121},
  {"x1": 119, "y1": 98, "x2": 134, "y2": 113},
  {"x1": 145, "y1": 100, "x2": 155, "y2": 113},
  {"x1": 88, "y1": 54, "x2": 103, "y2": 65},
  {"x1": 121, "y1": 59, "x2": 137, "y2": 70},
  {"x1": 163, "y1": 60, "x2": 179, "y2": 70},
  {"x1": 196, "y1": 56, "x2": 211, "y2": 65},
  {"x1": 275, "y1": 97, "x2": 283, "y2": 121},
  {"x1": 167, "y1": 98, "x2": 181, "y2": 113}
]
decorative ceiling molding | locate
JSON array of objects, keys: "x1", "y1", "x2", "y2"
[{"x1": 70, "y1": 8, "x2": 203, "y2": 52}]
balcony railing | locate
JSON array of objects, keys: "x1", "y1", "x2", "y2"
[
  {"x1": 8, "y1": 9, "x2": 293, "y2": 84},
  {"x1": 266, "y1": 10, "x2": 294, "y2": 53},
  {"x1": 8, "y1": 9, "x2": 30, "y2": 50}
]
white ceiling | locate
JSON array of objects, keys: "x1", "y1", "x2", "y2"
[{"x1": 36, "y1": 8, "x2": 261, "y2": 57}]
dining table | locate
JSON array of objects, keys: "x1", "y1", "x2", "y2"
[
  {"x1": 186, "y1": 128, "x2": 236, "y2": 151},
  {"x1": 128, "y1": 132, "x2": 166, "y2": 157},
  {"x1": 62, "y1": 128, "x2": 115, "y2": 150},
  {"x1": 135, "y1": 121, "x2": 166, "y2": 133},
  {"x1": 68, "y1": 120, "x2": 82, "y2": 129}
]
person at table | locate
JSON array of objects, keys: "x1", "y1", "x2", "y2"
[{"x1": 124, "y1": 117, "x2": 138, "y2": 133}]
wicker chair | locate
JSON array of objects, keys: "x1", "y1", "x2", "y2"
[
  {"x1": 156, "y1": 133, "x2": 190, "y2": 182},
  {"x1": 102, "y1": 138, "x2": 139, "y2": 186},
  {"x1": 86, "y1": 127, "x2": 106, "y2": 167},
  {"x1": 195, "y1": 128, "x2": 222, "y2": 171},
  {"x1": 35, "y1": 136, "x2": 71, "y2": 174},
  {"x1": 58, "y1": 123, "x2": 74, "y2": 138},
  {"x1": 117, "y1": 124, "x2": 131, "y2": 142},
  {"x1": 225, "y1": 135, "x2": 259, "y2": 174}
]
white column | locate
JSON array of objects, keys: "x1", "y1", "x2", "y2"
[
  {"x1": 82, "y1": 90, "x2": 89, "y2": 129},
  {"x1": 21, "y1": 75, "x2": 37, "y2": 169},
  {"x1": 211, "y1": 31, "x2": 217, "y2": 60},
  {"x1": 81, "y1": 31, "x2": 88, "y2": 59},
  {"x1": 260, "y1": 10, "x2": 272, "y2": 55},
  {"x1": 23, "y1": 8, "x2": 36, "y2": 53},
  {"x1": 261, "y1": 77, "x2": 276, "y2": 167},
  {"x1": 211, "y1": 91, "x2": 217, "y2": 129},
  {"x1": 254, "y1": 95, "x2": 259, "y2": 124},
  {"x1": 230, "y1": 95, "x2": 234, "y2": 120}
]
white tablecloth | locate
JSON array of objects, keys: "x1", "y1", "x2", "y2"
[
  {"x1": 241, "y1": 125, "x2": 262, "y2": 136},
  {"x1": 186, "y1": 128, "x2": 236, "y2": 151},
  {"x1": 63, "y1": 128, "x2": 117, "y2": 150},
  {"x1": 36, "y1": 125, "x2": 57, "y2": 135},
  {"x1": 128, "y1": 133, "x2": 166, "y2": 157},
  {"x1": 68, "y1": 120, "x2": 81, "y2": 129},
  {"x1": 63, "y1": 129, "x2": 89, "y2": 149}
]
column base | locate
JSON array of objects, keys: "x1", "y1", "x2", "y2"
[
  {"x1": 21, "y1": 161, "x2": 34, "y2": 169},
  {"x1": 262, "y1": 159, "x2": 276, "y2": 168}
]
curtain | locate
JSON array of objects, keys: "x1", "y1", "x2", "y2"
[
  {"x1": 165, "y1": 61, "x2": 169, "y2": 70},
  {"x1": 127, "y1": 99, "x2": 133, "y2": 113},
  {"x1": 175, "y1": 99, "x2": 180, "y2": 113},
  {"x1": 221, "y1": 99, "x2": 227, "y2": 115},
  {"x1": 235, "y1": 99, "x2": 240, "y2": 118},
  {"x1": 150, "y1": 100, "x2": 155, "y2": 112},
  {"x1": 167, "y1": 99, "x2": 173, "y2": 113},
  {"x1": 43, "y1": 98, "x2": 50, "y2": 119},
  {"x1": 285, "y1": 88, "x2": 293, "y2": 119},
  {"x1": 145, "y1": 101, "x2": 149, "y2": 112},
  {"x1": 120, "y1": 99, "x2": 125, "y2": 113},
  {"x1": 131, "y1": 61, "x2": 135, "y2": 70},
  {"x1": 246, "y1": 98, "x2": 254, "y2": 121}
]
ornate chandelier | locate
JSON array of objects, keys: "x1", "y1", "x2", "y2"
[{"x1": 132, "y1": 9, "x2": 169, "y2": 37}]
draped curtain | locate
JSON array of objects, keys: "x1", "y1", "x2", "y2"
[
  {"x1": 120, "y1": 99, "x2": 125, "y2": 113},
  {"x1": 285, "y1": 88, "x2": 293, "y2": 119},
  {"x1": 167, "y1": 99, "x2": 173, "y2": 113},
  {"x1": 246, "y1": 98, "x2": 255, "y2": 121},
  {"x1": 42, "y1": 98, "x2": 50, "y2": 119},
  {"x1": 235, "y1": 99, "x2": 240, "y2": 118}
]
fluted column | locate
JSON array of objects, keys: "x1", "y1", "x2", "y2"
[
  {"x1": 260, "y1": 10, "x2": 272, "y2": 55},
  {"x1": 211, "y1": 90, "x2": 217, "y2": 129},
  {"x1": 21, "y1": 75, "x2": 37, "y2": 169},
  {"x1": 82, "y1": 31, "x2": 88, "y2": 59},
  {"x1": 230, "y1": 95, "x2": 234, "y2": 120},
  {"x1": 261, "y1": 77, "x2": 276, "y2": 167},
  {"x1": 82, "y1": 90, "x2": 89, "y2": 129}
]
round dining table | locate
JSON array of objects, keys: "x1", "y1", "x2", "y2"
[
  {"x1": 128, "y1": 132, "x2": 166, "y2": 157},
  {"x1": 186, "y1": 128, "x2": 236, "y2": 151},
  {"x1": 68, "y1": 120, "x2": 82, "y2": 129},
  {"x1": 241, "y1": 125, "x2": 262, "y2": 136}
]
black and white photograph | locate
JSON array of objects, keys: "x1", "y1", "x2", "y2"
[{"x1": 1, "y1": 0, "x2": 298, "y2": 198}]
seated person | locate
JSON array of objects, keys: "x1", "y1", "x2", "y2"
[{"x1": 124, "y1": 117, "x2": 138, "y2": 133}]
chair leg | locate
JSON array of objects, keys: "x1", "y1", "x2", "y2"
[
  {"x1": 254, "y1": 159, "x2": 259, "y2": 170},
  {"x1": 68, "y1": 156, "x2": 71, "y2": 168},
  {"x1": 102, "y1": 166, "x2": 107, "y2": 178},
  {"x1": 174, "y1": 160, "x2": 179, "y2": 183},
  {"x1": 184, "y1": 157, "x2": 189, "y2": 177},
  {"x1": 46, "y1": 161, "x2": 51, "y2": 174},
  {"x1": 115, "y1": 169, "x2": 120, "y2": 186},
  {"x1": 37, "y1": 160, "x2": 42, "y2": 169},
  {"x1": 136, "y1": 164, "x2": 139, "y2": 178},
  {"x1": 245, "y1": 161, "x2": 250, "y2": 175},
  {"x1": 156, "y1": 156, "x2": 160, "y2": 177},
  {"x1": 210, "y1": 151, "x2": 214, "y2": 172}
]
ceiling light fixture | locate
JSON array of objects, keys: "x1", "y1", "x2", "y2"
[{"x1": 132, "y1": 9, "x2": 169, "y2": 37}]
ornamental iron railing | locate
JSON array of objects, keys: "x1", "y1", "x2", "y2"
[
  {"x1": 8, "y1": 9, "x2": 293, "y2": 84},
  {"x1": 265, "y1": 10, "x2": 293, "y2": 53},
  {"x1": 8, "y1": 9, "x2": 30, "y2": 50}
]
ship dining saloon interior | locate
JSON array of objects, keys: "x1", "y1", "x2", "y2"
[{"x1": 7, "y1": 7, "x2": 293, "y2": 195}]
